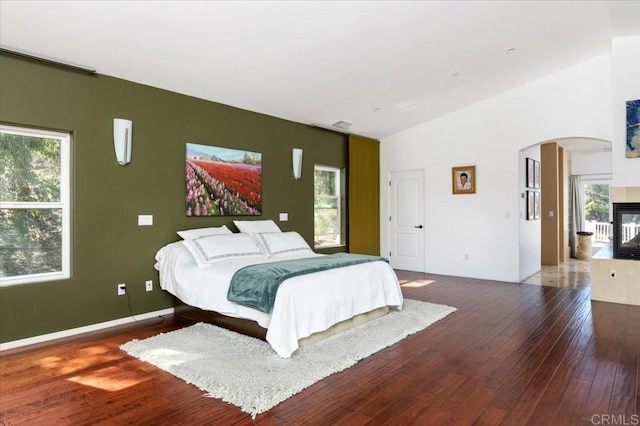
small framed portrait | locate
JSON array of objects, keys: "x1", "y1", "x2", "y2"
[{"x1": 452, "y1": 165, "x2": 476, "y2": 195}]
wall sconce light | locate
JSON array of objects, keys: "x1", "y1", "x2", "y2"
[
  {"x1": 113, "y1": 118, "x2": 132, "y2": 165},
  {"x1": 292, "y1": 148, "x2": 303, "y2": 180}
]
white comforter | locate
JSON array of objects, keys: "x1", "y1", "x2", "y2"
[{"x1": 155, "y1": 242, "x2": 403, "y2": 357}]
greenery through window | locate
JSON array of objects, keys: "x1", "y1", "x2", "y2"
[
  {"x1": 584, "y1": 183, "x2": 610, "y2": 222},
  {"x1": 314, "y1": 166, "x2": 341, "y2": 247},
  {"x1": 0, "y1": 125, "x2": 70, "y2": 285}
]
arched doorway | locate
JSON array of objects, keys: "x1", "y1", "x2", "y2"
[{"x1": 518, "y1": 137, "x2": 611, "y2": 287}]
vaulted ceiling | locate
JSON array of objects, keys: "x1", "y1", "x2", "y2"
[{"x1": 1, "y1": 1, "x2": 638, "y2": 140}]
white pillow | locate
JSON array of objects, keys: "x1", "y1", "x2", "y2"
[
  {"x1": 182, "y1": 233, "x2": 263, "y2": 266},
  {"x1": 234, "y1": 219, "x2": 282, "y2": 234},
  {"x1": 177, "y1": 225, "x2": 232, "y2": 240},
  {"x1": 254, "y1": 231, "x2": 313, "y2": 257}
]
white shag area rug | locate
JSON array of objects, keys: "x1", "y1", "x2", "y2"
[{"x1": 120, "y1": 299, "x2": 456, "y2": 417}]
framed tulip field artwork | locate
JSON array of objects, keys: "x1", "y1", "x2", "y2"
[{"x1": 185, "y1": 143, "x2": 262, "y2": 216}]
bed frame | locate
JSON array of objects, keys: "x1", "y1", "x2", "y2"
[
  {"x1": 173, "y1": 297, "x2": 390, "y2": 346},
  {"x1": 174, "y1": 297, "x2": 267, "y2": 340}
]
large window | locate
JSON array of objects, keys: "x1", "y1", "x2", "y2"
[
  {"x1": 584, "y1": 183, "x2": 610, "y2": 223},
  {"x1": 0, "y1": 125, "x2": 71, "y2": 286},
  {"x1": 583, "y1": 181, "x2": 611, "y2": 242},
  {"x1": 314, "y1": 165, "x2": 342, "y2": 247}
]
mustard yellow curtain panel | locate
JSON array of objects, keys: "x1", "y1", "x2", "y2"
[{"x1": 348, "y1": 135, "x2": 380, "y2": 256}]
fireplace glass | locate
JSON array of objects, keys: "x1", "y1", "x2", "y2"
[{"x1": 612, "y1": 202, "x2": 640, "y2": 260}]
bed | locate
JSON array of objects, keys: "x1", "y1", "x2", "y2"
[{"x1": 154, "y1": 222, "x2": 404, "y2": 358}]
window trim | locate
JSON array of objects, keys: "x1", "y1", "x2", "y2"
[
  {"x1": 0, "y1": 124, "x2": 71, "y2": 286},
  {"x1": 314, "y1": 164, "x2": 342, "y2": 248}
]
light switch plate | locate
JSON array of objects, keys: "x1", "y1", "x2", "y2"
[
  {"x1": 138, "y1": 215, "x2": 153, "y2": 226},
  {"x1": 279, "y1": 213, "x2": 288, "y2": 221}
]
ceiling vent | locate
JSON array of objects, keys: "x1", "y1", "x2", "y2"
[{"x1": 331, "y1": 120, "x2": 352, "y2": 130}]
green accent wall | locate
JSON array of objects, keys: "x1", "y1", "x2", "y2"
[{"x1": 0, "y1": 54, "x2": 347, "y2": 343}]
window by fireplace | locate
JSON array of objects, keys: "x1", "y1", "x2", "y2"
[{"x1": 612, "y1": 202, "x2": 640, "y2": 260}]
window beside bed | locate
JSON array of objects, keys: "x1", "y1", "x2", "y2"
[
  {"x1": 0, "y1": 124, "x2": 71, "y2": 286},
  {"x1": 314, "y1": 165, "x2": 343, "y2": 248}
]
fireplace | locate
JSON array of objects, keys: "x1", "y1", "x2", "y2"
[{"x1": 612, "y1": 202, "x2": 640, "y2": 260}]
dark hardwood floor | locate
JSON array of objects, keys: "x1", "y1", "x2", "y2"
[{"x1": 1, "y1": 271, "x2": 638, "y2": 425}]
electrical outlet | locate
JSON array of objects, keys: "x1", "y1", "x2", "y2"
[
  {"x1": 145, "y1": 280, "x2": 153, "y2": 292},
  {"x1": 117, "y1": 283, "x2": 126, "y2": 296}
]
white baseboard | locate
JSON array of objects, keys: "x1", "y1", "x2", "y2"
[{"x1": 0, "y1": 308, "x2": 175, "y2": 352}]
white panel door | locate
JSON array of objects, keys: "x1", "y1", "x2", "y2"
[{"x1": 389, "y1": 170, "x2": 425, "y2": 271}]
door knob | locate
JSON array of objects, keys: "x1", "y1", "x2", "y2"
[{"x1": 414, "y1": 225, "x2": 423, "y2": 229}]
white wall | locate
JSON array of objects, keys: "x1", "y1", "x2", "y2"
[
  {"x1": 518, "y1": 145, "x2": 541, "y2": 280},
  {"x1": 571, "y1": 150, "x2": 612, "y2": 176},
  {"x1": 611, "y1": 36, "x2": 640, "y2": 187},
  {"x1": 380, "y1": 55, "x2": 613, "y2": 282}
]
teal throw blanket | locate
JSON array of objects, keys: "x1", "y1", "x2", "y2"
[{"x1": 227, "y1": 253, "x2": 388, "y2": 313}]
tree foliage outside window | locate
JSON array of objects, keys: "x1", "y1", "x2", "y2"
[
  {"x1": 314, "y1": 166, "x2": 341, "y2": 247},
  {"x1": 584, "y1": 184, "x2": 610, "y2": 223},
  {"x1": 0, "y1": 125, "x2": 70, "y2": 285}
]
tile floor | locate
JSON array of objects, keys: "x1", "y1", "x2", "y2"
[{"x1": 521, "y1": 258, "x2": 592, "y2": 289}]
